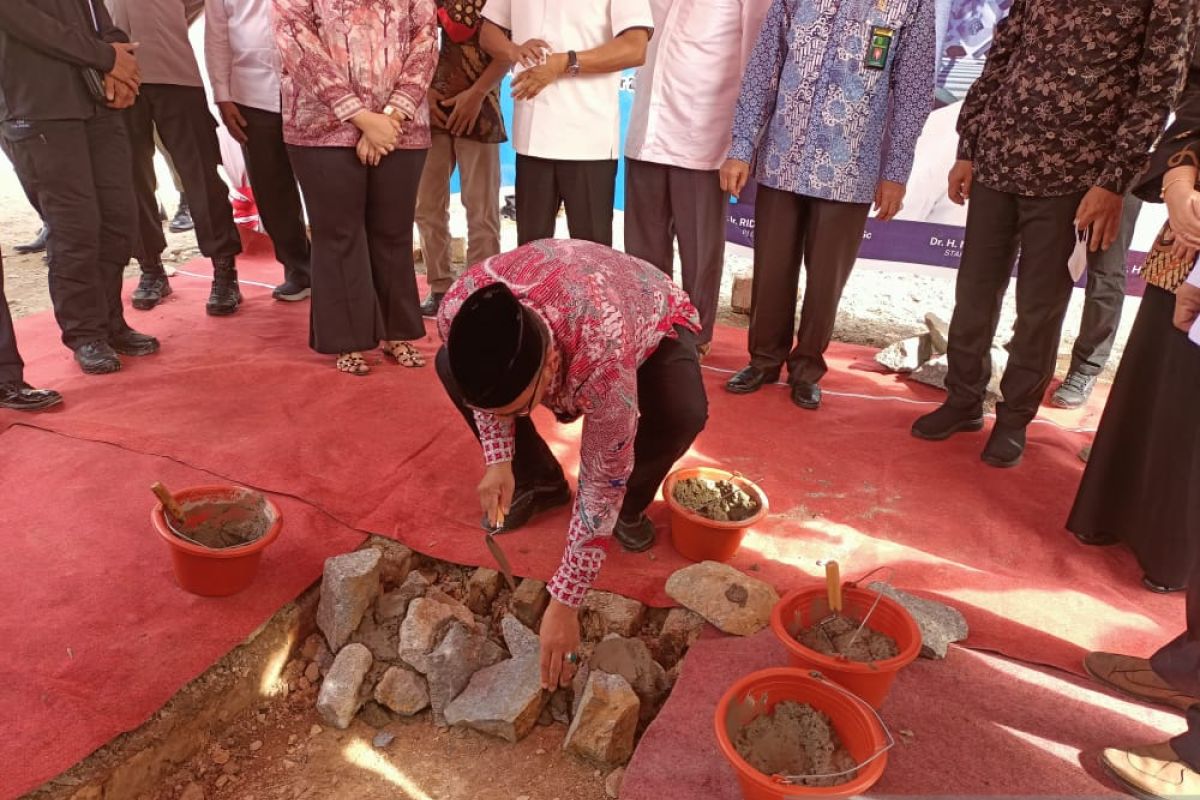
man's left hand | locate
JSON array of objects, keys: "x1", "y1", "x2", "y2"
[
  {"x1": 442, "y1": 88, "x2": 485, "y2": 137},
  {"x1": 1075, "y1": 187, "x2": 1123, "y2": 252},
  {"x1": 1176, "y1": 282, "x2": 1200, "y2": 334},
  {"x1": 104, "y1": 74, "x2": 136, "y2": 109},
  {"x1": 539, "y1": 598, "x2": 581, "y2": 690},
  {"x1": 512, "y1": 54, "x2": 567, "y2": 101},
  {"x1": 874, "y1": 180, "x2": 905, "y2": 221}
]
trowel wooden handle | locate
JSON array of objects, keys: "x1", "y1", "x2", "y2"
[
  {"x1": 151, "y1": 482, "x2": 185, "y2": 523},
  {"x1": 826, "y1": 561, "x2": 842, "y2": 613}
]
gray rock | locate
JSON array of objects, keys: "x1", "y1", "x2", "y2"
[
  {"x1": 373, "y1": 730, "x2": 396, "y2": 749},
  {"x1": 655, "y1": 608, "x2": 707, "y2": 669},
  {"x1": 875, "y1": 333, "x2": 933, "y2": 373},
  {"x1": 591, "y1": 636, "x2": 671, "y2": 726},
  {"x1": 564, "y1": 671, "x2": 640, "y2": 766},
  {"x1": 605, "y1": 767, "x2": 626, "y2": 799},
  {"x1": 664, "y1": 561, "x2": 779, "y2": 636},
  {"x1": 398, "y1": 596, "x2": 475, "y2": 667},
  {"x1": 443, "y1": 616, "x2": 547, "y2": 742},
  {"x1": 316, "y1": 643, "x2": 373, "y2": 729},
  {"x1": 924, "y1": 312, "x2": 950, "y2": 354},
  {"x1": 510, "y1": 579, "x2": 550, "y2": 630},
  {"x1": 866, "y1": 581, "x2": 968, "y2": 659},
  {"x1": 466, "y1": 567, "x2": 504, "y2": 615},
  {"x1": 317, "y1": 549, "x2": 382, "y2": 652},
  {"x1": 580, "y1": 591, "x2": 646, "y2": 640},
  {"x1": 358, "y1": 700, "x2": 393, "y2": 729},
  {"x1": 376, "y1": 571, "x2": 431, "y2": 622},
  {"x1": 374, "y1": 666, "x2": 430, "y2": 716},
  {"x1": 410, "y1": 622, "x2": 506, "y2": 726},
  {"x1": 349, "y1": 612, "x2": 401, "y2": 662},
  {"x1": 909, "y1": 353, "x2": 949, "y2": 391},
  {"x1": 372, "y1": 540, "x2": 415, "y2": 588}
]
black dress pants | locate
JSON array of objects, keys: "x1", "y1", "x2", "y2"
[
  {"x1": 2, "y1": 109, "x2": 135, "y2": 349},
  {"x1": 238, "y1": 104, "x2": 311, "y2": 287},
  {"x1": 435, "y1": 326, "x2": 709, "y2": 519},
  {"x1": 945, "y1": 183, "x2": 1081, "y2": 427},
  {"x1": 0, "y1": 253, "x2": 23, "y2": 385},
  {"x1": 747, "y1": 184, "x2": 871, "y2": 384},
  {"x1": 126, "y1": 84, "x2": 241, "y2": 264},
  {"x1": 288, "y1": 146, "x2": 426, "y2": 354},
  {"x1": 515, "y1": 154, "x2": 617, "y2": 247}
]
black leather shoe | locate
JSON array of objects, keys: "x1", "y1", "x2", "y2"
[
  {"x1": 493, "y1": 480, "x2": 572, "y2": 532},
  {"x1": 911, "y1": 404, "x2": 984, "y2": 441},
  {"x1": 73, "y1": 340, "x2": 121, "y2": 375},
  {"x1": 0, "y1": 382, "x2": 62, "y2": 411},
  {"x1": 131, "y1": 271, "x2": 172, "y2": 310},
  {"x1": 14, "y1": 225, "x2": 49, "y2": 255},
  {"x1": 614, "y1": 513, "x2": 656, "y2": 552},
  {"x1": 109, "y1": 328, "x2": 160, "y2": 356},
  {"x1": 725, "y1": 365, "x2": 780, "y2": 395},
  {"x1": 168, "y1": 197, "x2": 194, "y2": 233},
  {"x1": 1143, "y1": 576, "x2": 1186, "y2": 594},
  {"x1": 420, "y1": 292, "x2": 446, "y2": 318},
  {"x1": 790, "y1": 381, "x2": 821, "y2": 410},
  {"x1": 981, "y1": 424, "x2": 1026, "y2": 468},
  {"x1": 1073, "y1": 529, "x2": 1118, "y2": 546},
  {"x1": 206, "y1": 258, "x2": 242, "y2": 316},
  {"x1": 272, "y1": 280, "x2": 311, "y2": 302}
]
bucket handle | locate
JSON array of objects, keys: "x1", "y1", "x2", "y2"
[{"x1": 769, "y1": 671, "x2": 896, "y2": 787}]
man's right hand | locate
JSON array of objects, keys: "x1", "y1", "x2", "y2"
[
  {"x1": 720, "y1": 158, "x2": 750, "y2": 198},
  {"x1": 427, "y1": 88, "x2": 449, "y2": 128},
  {"x1": 511, "y1": 38, "x2": 550, "y2": 68},
  {"x1": 948, "y1": 159, "x2": 973, "y2": 205},
  {"x1": 478, "y1": 462, "x2": 515, "y2": 528},
  {"x1": 109, "y1": 42, "x2": 141, "y2": 89},
  {"x1": 218, "y1": 102, "x2": 249, "y2": 144},
  {"x1": 104, "y1": 74, "x2": 136, "y2": 109}
]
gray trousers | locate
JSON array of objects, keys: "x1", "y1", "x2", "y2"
[{"x1": 623, "y1": 159, "x2": 728, "y2": 345}]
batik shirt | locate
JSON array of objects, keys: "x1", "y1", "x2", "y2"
[
  {"x1": 437, "y1": 240, "x2": 700, "y2": 607},
  {"x1": 431, "y1": 0, "x2": 506, "y2": 143},
  {"x1": 273, "y1": 0, "x2": 438, "y2": 148},
  {"x1": 728, "y1": 0, "x2": 937, "y2": 204},
  {"x1": 958, "y1": 0, "x2": 1197, "y2": 197}
]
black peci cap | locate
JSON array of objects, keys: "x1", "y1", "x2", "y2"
[{"x1": 447, "y1": 283, "x2": 545, "y2": 409}]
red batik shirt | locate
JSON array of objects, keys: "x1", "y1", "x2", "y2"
[{"x1": 437, "y1": 240, "x2": 700, "y2": 607}]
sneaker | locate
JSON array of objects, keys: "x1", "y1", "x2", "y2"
[
  {"x1": 109, "y1": 328, "x2": 160, "y2": 356},
  {"x1": 206, "y1": 258, "x2": 242, "y2": 316},
  {"x1": 420, "y1": 292, "x2": 445, "y2": 318},
  {"x1": 168, "y1": 197, "x2": 194, "y2": 233},
  {"x1": 73, "y1": 340, "x2": 121, "y2": 375},
  {"x1": 1051, "y1": 371, "x2": 1097, "y2": 409},
  {"x1": 131, "y1": 272, "x2": 172, "y2": 310},
  {"x1": 911, "y1": 403, "x2": 984, "y2": 441},
  {"x1": 0, "y1": 381, "x2": 62, "y2": 411},
  {"x1": 981, "y1": 424, "x2": 1026, "y2": 468},
  {"x1": 14, "y1": 225, "x2": 49, "y2": 255},
  {"x1": 272, "y1": 280, "x2": 311, "y2": 302}
]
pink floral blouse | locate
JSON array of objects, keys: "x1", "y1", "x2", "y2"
[{"x1": 272, "y1": 0, "x2": 437, "y2": 148}]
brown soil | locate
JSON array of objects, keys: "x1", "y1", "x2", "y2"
[
  {"x1": 796, "y1": 614, "x2": 899, "y2": 663},
  {"x1": 732, "y1": 701, "x2": 856, "y2": 788},
  {"x1": 173, "y1": 495, "x2": 272, "y2": 549},
  {"x1": 672, "y1": 477, "x2": 759, "y2": 522}
]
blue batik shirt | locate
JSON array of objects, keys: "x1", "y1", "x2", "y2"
[{"x1": 729, "y1": 0, "x2": 936, "y2": 204}]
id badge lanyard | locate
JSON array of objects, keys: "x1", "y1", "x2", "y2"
[{"x1": 865, "y1": 0, "x2": 897, "y2": 71}]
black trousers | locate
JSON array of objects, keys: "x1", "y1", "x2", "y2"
[
  {"x1": 945, "y1": 183, "x2": 1080, "y2": 427},
  {"x1": 515, "y1": 154, "x2": 617, "y2": 247},
  {"x1": 3, "y1": 109, "x2": 135, "y2": 349},
  {"x1": 238, "y1": 104, "x2": 311, "y2": 287},
  {"x1": 288, "y1": 145, "x2": 426, "y2": 354},
  {"x1": 1070, "y1": 194, "x2": 1143, "y2": 376},
  {"x1": 747, "y1": 184, "x2": 871, "y2": 384},
  {"x1": 435, "y1": 326, "x2": 709, "y2": 518},
  {"x1": 624, "y1": 159, "x2": 728, "y2": 345},
  {"x1": 0, "y1": 253, "x2": 22, "y2": 385},
  {"x1": 126, "y1": 84, "x2": 241, "y2": 265}
]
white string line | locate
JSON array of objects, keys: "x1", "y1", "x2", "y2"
[{"x1": 172, "y1": 267, "x2": 277, "y2": 290}]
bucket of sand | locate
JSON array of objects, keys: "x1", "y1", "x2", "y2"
[{"x1": 664, "y1": 466, "x2": 768, "y2": 563}]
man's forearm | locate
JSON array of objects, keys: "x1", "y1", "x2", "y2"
[
  {"x1": 0, "y1": 1, "x2": 115, "y2": 71},
  {"x1": 564, "y1": 28, "x2": 650, "y2": 74},
  {"x1": 470, "y1": 53, "x2": 512, "y2": 95},
  {"x1": 479, "y1": 20, "x2": 515, "y2": 62}
]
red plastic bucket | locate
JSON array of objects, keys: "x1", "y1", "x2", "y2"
[
  {"x1": 714, "y1": 668, "x2": 891, "y2": 799},
  {"x1": 664, "y1": 467, "x2": 769, "y2": 563},
  {"x1": 770, "y1": 586, "x2": 921, "y2": 709},
  {"x1": 151, "y1": 485, "x2": 282, "y2": 597}
]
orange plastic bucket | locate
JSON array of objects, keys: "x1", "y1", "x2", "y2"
[
  {"x1": 151, "y1": 485, "x2": 282, "y2": 597},
  {"x1": 770, "y1": 586, "x2": 921, "y2": 709},
  {"x1": 714, "y1": 668, "x2": 891, "y2": 799},
  {"x1": 664, "y1": 467, "x2": 769, "y2": 563}
]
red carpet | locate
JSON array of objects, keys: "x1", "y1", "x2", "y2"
[
  {"x1": 623, "y1": 630, "x2": 1186, "y2": 798},
  {"x1": 0, "y1": 246, "x2": 1179, "y2": 795}
]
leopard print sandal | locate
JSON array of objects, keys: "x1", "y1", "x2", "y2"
[
  {"x1": 383, "y1": 340, "x2": 425, "y2": 368},
  {"x1": 336, "y1": 352, "x2": 370, "y2": 376}
]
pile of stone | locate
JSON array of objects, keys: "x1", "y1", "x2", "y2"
[{"x1": 875, "y1": 312, "x2": 1008, "y2": 402}]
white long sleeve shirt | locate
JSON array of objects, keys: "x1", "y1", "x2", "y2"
[{"x1": 204, "y1": 0, "x2": 282, "y2": 112}]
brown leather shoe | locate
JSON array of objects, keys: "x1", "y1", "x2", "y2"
[
  {"x1": 1101, "y1": 742, "x2": 1200, "y2": 799},
  {"x1": 1085, "y1": 652, "x2": 1200, "y2": 712}
]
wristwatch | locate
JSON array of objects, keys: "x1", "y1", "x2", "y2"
[
  {"x1": 566, "y1": 50, "x2": 581, "y2": 77},
  {"x1": 383, "y1": 104, "x2": 402, "y2": 120}
]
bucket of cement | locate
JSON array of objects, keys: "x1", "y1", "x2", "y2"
[
  {"x1": 714, "y1": 667, "x2": 890, "y2": 799},
  {"x1": 664, "y1": 467, "x2": 768, "y2": 563},
  {"x1": 151, "y1": 485, "x2": 282, "y2": 596}
]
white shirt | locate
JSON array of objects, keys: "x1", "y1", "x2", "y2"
[
  {"x1": 204, "y1": 0, "x2": 282, "y2": 112},
  {"x1": 483, "y1": 0, "x2": 654, "y2": 161},
  {"x1": 625, "y1": 0, "x2": 770, "y2": 172}
]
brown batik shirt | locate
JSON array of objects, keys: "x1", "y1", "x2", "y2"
[
  {"x1": 957, "y1": 0, "x2": 1198, "y2": 197},
  {"x1": 431, "y1": 0, "x2": 507, "y2": 144}
]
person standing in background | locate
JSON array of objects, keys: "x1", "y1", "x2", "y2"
[
  {"x1": 0, "y1": 252, "x2": 63, "y2": 410},
  {"x1": 109, "y1": 0, "x2": 246, "y2": 317},
  {"x1": 623, "y1": 0, "x2": 772, "y2": 356},
  {"x1": 415, "y1": 0, "x2": 511, "y2": 318},
  {"x1": 205, "y1": 0, "x2": 312, "y2": 303},
  {"x1": 479, "y1": 0, "x2": 654, "y2": 247},
  {"x1": 274, "y1": 0, "x2": 437, "y2": 376},
  {"x1": 722, "y1": 0, "x2": 937, "y2": 411}
]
